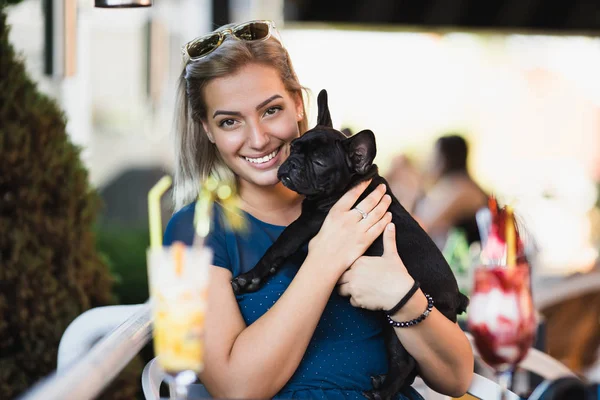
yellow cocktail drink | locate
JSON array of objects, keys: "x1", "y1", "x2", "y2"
[{"x1": 147, "y1": 243, "x2": 212, "y2": 374}]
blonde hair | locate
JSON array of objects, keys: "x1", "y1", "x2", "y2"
[{"x1": 172, "y1": 31, "x2": 309, "y2": 211}]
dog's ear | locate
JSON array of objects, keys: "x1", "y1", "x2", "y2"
[
  {"x1": 343, "y1": 130, "x2": 377, "y2": 174},
  {"x1": 316, "y1": 89, "x2": 333, "y2": 128}
]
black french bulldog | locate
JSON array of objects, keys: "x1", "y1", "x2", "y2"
[{"x1": 231, "y1": 89, "x2": 469, "y2": 400}]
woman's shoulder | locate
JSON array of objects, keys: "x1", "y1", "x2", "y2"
[
  {"x1": 164, "y1": 202, "x2": 229, "y2": 246},
  {"x1": 163, "y1": 203, "x2": 195, "y2": 246}
]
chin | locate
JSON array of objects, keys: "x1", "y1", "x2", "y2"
[{"x1": 252, "y1": 171, "x2": 281, "y2": 187}]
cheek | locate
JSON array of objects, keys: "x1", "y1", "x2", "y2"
[
  {"x1": 214, "y1": 134, "x2": 244, "y2": 158},
  {"x1": 267, "y1": 114, "x2": 300, "y2": 139}
]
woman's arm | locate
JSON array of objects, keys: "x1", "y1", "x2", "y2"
[
  {"x1": 200, "y1": 181, "x2": 393, "y2": 399},
  {"x1": 200, "y1": 258, "x2": 341, "y2": 398},
  {"x1": 390, "y1": 289, "x2": 473, "y2": 396},
  {"x1": 337, "y1": 223, "x2": 473, "y2": 397}
]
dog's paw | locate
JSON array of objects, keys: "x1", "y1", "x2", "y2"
[
  {"x1": 363, "y1": 389, "x2": 397, "y2": 400},
  {"x1": 362, "y1": 390, "x2": 383, "y2": 400},
  {"x1": 370, "y1": 374, "x2": 386, "y2": 390},
  {"x1": 244, "y1": 277, "x2": 263, "y2": 292},
  {"x1": 230, "y1": 276, "x2": 246, "y2": 294},
  {"x1": 231, "y1": 275, "x2": 262, "y2": 294}
]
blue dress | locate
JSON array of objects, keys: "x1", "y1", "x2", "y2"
[{"x1": 164, "y1": 203, "x2": 425, "y2": 400}]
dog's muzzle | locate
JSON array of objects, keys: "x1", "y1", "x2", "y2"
[{"x1": 279, "y1": 173, "x2": 294, "y2": 189}]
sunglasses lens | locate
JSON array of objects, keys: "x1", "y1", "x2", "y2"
[
  {"x1": 187, "y1": 34, "x2": 221, "y2": 59},
  {"x1": 233, "y1": 22, "x2": 270, "y2": 41}
]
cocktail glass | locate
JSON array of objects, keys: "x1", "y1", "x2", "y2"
[
  {"x1": 467, "y1": 263, "x2": 536, "y2": 400},
  {"x1": 147, "y1": 243, "x2": 212, "y2": 400}
]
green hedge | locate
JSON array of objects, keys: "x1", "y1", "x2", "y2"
[
  {"x1": 95, "y1": 225, "x2": 150, "y2": 305},
  {"x1": 0, "y1": 5, "x2": 142, "y2": 398}
]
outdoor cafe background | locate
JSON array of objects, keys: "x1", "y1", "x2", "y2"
[{"x1": 3, "y1": 0, "x2": 600, "y2": 398}]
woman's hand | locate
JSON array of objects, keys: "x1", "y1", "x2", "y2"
[
  {"x1": 308, "y1": 180, "x2": 392, "y2": 279},
  {"x1": 337, "y1": 222, "x2": 415, "y2": 311}
]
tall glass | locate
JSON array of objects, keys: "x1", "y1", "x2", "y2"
[
  {"x1": 147, "y1": 243, "x2": 212, "y2": 399},
  {"x1": 467, "y1": 263, "x2": 536, "y2": 400}
]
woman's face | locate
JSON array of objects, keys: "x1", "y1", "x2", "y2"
[{"x1": 201, "y1": 63, "x2": 304, "y2": 190}]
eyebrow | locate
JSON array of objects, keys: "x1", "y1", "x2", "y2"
[
  {"x1": 212, "y1": 94, "x2": 284, "y2": 119},
  {"x1": 255, "y1": 94, "x2": 283, "y2": 111}
]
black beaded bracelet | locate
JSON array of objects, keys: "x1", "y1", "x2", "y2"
[
  {"x1": 386, "y1": 293, "x2": 434, "y2": 328},
  {"x1": 385, "y1": 280, "x2": 420, "y2": 316}
]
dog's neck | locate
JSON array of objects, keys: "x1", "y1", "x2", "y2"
[{"x1": 302, "y1": 164, "x2": 380, "y2": 212}]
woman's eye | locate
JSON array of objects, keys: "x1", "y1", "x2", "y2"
[
  {"x1": 218, "y1": 119, "x2": 236, "y2": 128},
  {"x1": 264, "y1": 106, "x2": 282, "y2": 116}
]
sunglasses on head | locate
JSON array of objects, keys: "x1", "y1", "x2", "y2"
[{"x1": 182, "y1": 20, "x2": 280, "y2": 63}]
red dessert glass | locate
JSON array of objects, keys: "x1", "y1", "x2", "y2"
[{"x1": 467, "y1": 263, "x2": 536, "y2": 399}]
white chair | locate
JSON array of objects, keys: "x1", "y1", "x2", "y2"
[
  {"x1": 143, "y1": 360, "x2": 514, "y2": 400},
  {"x1": 142, "y1": 357, "x2": 211, "y2": 399},
  {"x1": 534, "y1": 270, "x2": 600, "y2": 311},
  {"x1": 414, "y1": 373, "x2": 520, "y2": 400},
  {"x1": 57, "y1": 304, "x2": 147, "y2": 370},
  {"x1": 141, "y1": 331, "x2": 574, "y2": 399},
  {"x1": 141, "y1": 357, "x2": 163, "y2": 400}
]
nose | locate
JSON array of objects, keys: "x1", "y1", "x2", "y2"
[{"x1": 247, "y1": 121, "x2": 270, "y2": 150}]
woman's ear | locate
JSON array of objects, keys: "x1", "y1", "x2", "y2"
[{"x1": 201, "y1": 120, "x2": 215, "y2": 143}]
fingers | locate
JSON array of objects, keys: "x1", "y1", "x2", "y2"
[
  {"x1": 382, "y1": 222, "x2": 399, "y2": 258},
  {"x1": 337, "y1": 282, "x2": 350, "y2": 297},
  {"x1": 331, "y1": 179, "x2": 372, "y2": 212},
  {"x1": 337, "y1": 283, "x2": 362, "y2": 309},
  {"x1": 337, "y1": 269, "x2": 351, "y2": 285},
  {"x1": 349, "y1": 297, "x2": 361, "y2": 308},
  {"x1": 361, "y1": 194, "x2": 392, "y2": 225},
  {"x1": 352, "y1": 184, "x2": 387, "y2": 221},
  {"x1": 366, "y1": 211, "x2": 393, "y2": 239}
]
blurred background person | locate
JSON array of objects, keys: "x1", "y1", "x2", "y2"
[
  {"x1": 385, "y1": 153, "x2": 423, "y2": 214},
  {"x1": 413, "y1": 134, "x2": 488, "y2": 250}
]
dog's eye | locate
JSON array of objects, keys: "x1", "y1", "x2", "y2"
[{"x1": 313, "y1": 160, "x2": 325, "y2": 168}]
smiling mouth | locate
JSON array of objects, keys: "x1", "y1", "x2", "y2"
[{"x1": 244, "y1": 147, "x2": 280, "y2": 164}]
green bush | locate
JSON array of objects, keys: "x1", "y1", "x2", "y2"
[
  {"x1": 95, "y1": 225, "x2": 150, "y2": 305},
  {"x1": 0, "y1": 5, "x2": 141, "y2": 398}
]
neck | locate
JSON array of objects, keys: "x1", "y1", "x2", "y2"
[{"x1": 238, "y1": 180, "x2": 304, "y2": 225}]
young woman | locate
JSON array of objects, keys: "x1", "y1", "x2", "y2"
[{"x1": 164, "y1": 20, "x2": 473, "y2": 399}]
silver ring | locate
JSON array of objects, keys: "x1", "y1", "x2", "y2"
[{"x1": 354, "y1": 207, "x2": 368, "y2": 220}]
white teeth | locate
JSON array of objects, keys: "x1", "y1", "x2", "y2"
[{"x1": 244, "y1": 148, "x2": 279, "y2": 164}]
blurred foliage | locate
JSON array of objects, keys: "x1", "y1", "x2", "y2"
[
  {"x1": 0, "y1": 7, "x2": 141, "y2": 398},
  {"x1": 95, "y1": 225, "x2": 150, "y2": 305},
  {"x1": 2, "y1": 0, "x2": 25, "y2": 6}
]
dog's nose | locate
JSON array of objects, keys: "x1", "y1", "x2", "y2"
[{"x1": 280, "y1": 175, "x2": 292, "y2": 187}]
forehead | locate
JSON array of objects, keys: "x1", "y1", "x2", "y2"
[{"x1": 203, "y1": 63, "x2": 289, "y2": 111}]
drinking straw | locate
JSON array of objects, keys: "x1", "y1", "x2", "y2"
[
  {"x1": 192, "y1": 177, "x2": 247, "y2": 247},
  {"x1": 148, "y1": 175, "x2": 172, "y2": 249},
  {"x1": 193, "y1": 177, "x2": 218, "y2": 246},
  {"x1": 475, "y1": 207, "x2": 491, "y2": 248},
  {"x1": 505, "y1": 205, "x2": 516, "y2": 267}
]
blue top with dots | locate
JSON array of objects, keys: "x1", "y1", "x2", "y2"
[{"x1": 164, "y1": 202, "x2": 424, "y2": 400}]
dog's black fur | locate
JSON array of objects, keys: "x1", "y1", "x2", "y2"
[{"x1": 231, "y1": 90, "x2": 469, "y2": 400}]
